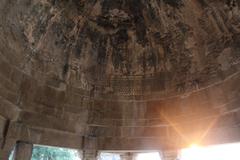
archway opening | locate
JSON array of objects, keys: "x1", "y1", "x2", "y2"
[
  {"x1": 31, "y1": 145, "x2": 81, "y2": 160},
  {"x1": 180, "y1": 142, "x2": 240, "y2": 160},
  {"x1": 99, "y1": 152, "x2": 121, "y2": 160},
  {"x1": 135, "y1": 152, "x2": 162, "y2": 160}
]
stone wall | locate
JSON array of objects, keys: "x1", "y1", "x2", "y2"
[{"x1": 0, "y1": 0, "x2": 239, "y2": 159}]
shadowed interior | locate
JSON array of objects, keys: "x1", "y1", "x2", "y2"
[{"x1": 0, "y1": 0, "x2": 240, "y2": 159}]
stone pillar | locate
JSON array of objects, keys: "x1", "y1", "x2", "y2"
[
  {"x1": 120, "y1": 152, "x2": 134, "y2": 160},
  {"x1": 0, "y1": 138, "x2": 16, "y2": 160},
  {"x1": 13, "y1": 141, "x2": 33, "y2": 160},
  {"x1": 82, "y1": 150, "x2": 98, "y2": 160},
  {"x1": 82, "y1": 136, "x2": 98, "y2": 160},
  {"x1": 0, "y1": 148, "x2": 13, "y2": 160},
  {"x1": 161, "y1": 150, "x2": 180, "y2": 160}
]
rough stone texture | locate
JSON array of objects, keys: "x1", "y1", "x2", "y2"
[
  {"x1": 120, "y1": 153, "x2": 134, "y2": 160},
  {"x1": 161, "y1": 150, "x2": 179, "y2": 160},
  {"x1": 0, "y1": 0, "x2": 240, "y2": 159},
  {"x1": 13, "y1": 142, "x2": 33, "y2": 160}
]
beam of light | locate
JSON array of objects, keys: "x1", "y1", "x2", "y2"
[
  {"x1": 160, "y1": 112, "x2": 189, "y2": 143},
  {"x1": 198, "y1": 114, "x2": 220, "y2": 144},
  {"x1": 161, "y1": 110, "x2": 221, "y2": 146},
  {"x1": 135, "y1": 152, "x2": 161, "y2": 160},
  {"x1": 180, "y1": 143, "x2": 240, "y2": 160}
]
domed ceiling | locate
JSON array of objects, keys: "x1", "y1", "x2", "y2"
[
  {"x1": 1, "y1": 0, "x2": 240, "y2": 98},
  {"x1": 0, "y1": 0, "x2": 240, "y2": 157}
]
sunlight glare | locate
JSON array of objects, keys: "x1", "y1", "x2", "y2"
[
  {"x1": 180, "y1": 143, "x2": 240, "y2": 160},
  {"x1": 136, "y1": 152, "x2": 161, "y2": 160}
]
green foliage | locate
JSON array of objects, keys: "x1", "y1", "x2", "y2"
[
  {"x1": 31, "y1": 145, "x2": 81, "y2": 160},
  {"x1": 100, "y1": 153, "x2": 121, "y2": 160}
]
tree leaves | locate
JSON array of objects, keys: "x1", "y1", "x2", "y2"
[{"x1": 31, "y1": 145, "x2": 81, "y2": 160}]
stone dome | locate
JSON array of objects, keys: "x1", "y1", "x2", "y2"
[{"x1": 0, "y1": 0, "x2": 240, "y2": 159}]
